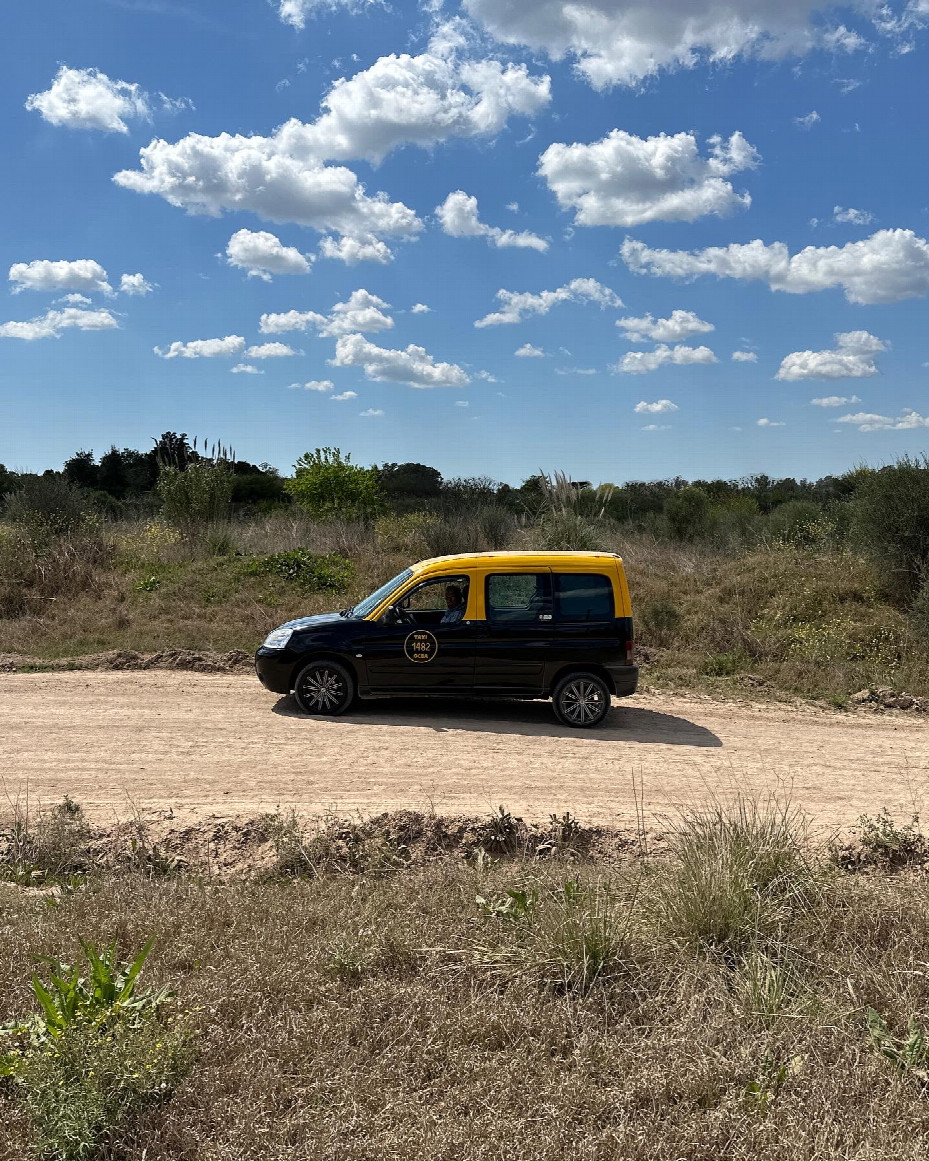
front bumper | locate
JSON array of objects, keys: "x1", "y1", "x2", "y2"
[
  {"x1": 254, "y1": 648, "x2": 298, "y2": 695},
  {"x1": 605, "y1": 664, "x2": 639, "y2": 698}
]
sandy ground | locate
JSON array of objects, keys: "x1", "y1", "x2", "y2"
[{"x1": 2, "y1": 670, "x2": 928, "y2": 833}]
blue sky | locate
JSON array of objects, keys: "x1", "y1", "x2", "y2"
[{"x1": 1, "y1": 0, "x2": 927, "y2": 485}]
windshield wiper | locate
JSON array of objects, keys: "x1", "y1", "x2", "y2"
[{"x1": 338, "y1": 607, "x2": 355, "y2": 618}]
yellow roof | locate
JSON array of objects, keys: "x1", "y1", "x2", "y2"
[{"x1": 411, "y1": 550, "x2": 623, "y2": 574}]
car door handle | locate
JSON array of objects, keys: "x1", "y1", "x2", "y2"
[{"x1": 538, "y1": 614, "x2": 552, "y2": 622}]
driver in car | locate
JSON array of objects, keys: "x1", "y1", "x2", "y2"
[{"x1": 440, "y1": 584, "x2": 466, "y2": 624}]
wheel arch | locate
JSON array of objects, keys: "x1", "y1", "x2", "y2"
[
  {"x1": 289, "y1": 651, "x2": 358, "y2": 693},
  {"x1": 547, "y1": 664, "x2": 615, "y2": 697}
]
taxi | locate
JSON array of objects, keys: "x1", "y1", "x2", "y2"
[{"x1": 254, "y1": 551, "x2": 637, "y2": 728}]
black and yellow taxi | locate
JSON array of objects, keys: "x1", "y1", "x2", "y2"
[{"x1": 254, "y1": 551, "x2": 637, "y2": 728}]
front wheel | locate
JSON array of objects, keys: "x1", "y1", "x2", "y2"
[
  {"x1": 293, "y1": 660, "x2": 355, "y2": 716},
  {"x1": 552, "y1": 672, "x2": 611, "y2": 728}
]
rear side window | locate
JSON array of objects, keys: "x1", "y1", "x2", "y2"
[
  {"x1": 553, "y1": 573, "x2": 615, "y2": 623},
  {"x1": 486, "y1": 573, "x2": 551, "y2": 623}
]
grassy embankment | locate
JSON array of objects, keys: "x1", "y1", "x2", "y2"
[
  {"x1": 3, "y1": 799, "x2": 929, "y2": 1158},
  {"x1": 0, "y1": 510, "x2": 924, "y2": 706}
]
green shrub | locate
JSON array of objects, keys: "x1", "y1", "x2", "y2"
[
  {"x1": 866, "y1": 1008, "x2": 929, "y2": 1087},
  {"x1": 856, "y1": 809, "x2": 928, "y2": 867},
  {"x1": 0, "y1": 939, "x2": 191, "y2": 1160},
  {"x1": 157, "y1": 462, "x2": 233, "y2": 526},
  {"x1": 665, "y1": 487, "x2": 711, "y2": 541},
  {"x1": 285, "y1": 447, "x2": 382, "y2": 521},
  {"x1": 640, "y1": 597, "x2": 683, "y2": 647},
  {"x1": 244, "y1": 549, "x2": 354, "y2": 593},
  {"x1": 768, "y1": 500, "x2": 828, "y2": 547},
  {"x1": 851, "y1": 456, "x2": 929, "y2": 599},
  {"x1": 2, "y1": 476, "x2": 92, "y2": 536}
]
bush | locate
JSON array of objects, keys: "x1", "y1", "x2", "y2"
[
  {"x1": 664, "y1": 487, "x2": 711, "y2": 540},
  {"x1": 157, "y1": 462, "x2": 234, "y2": 526},
  {"x1": 285, "y1": 448, "x2": 382, "y2": 521},
  {"x1": 768, "y1": 500, "x2": 826, "y2": 547},
  {"x1": 3, "y1": 476, "x2": 91, "y2": 536},
  {"x1": 851, "y1": 456, "x2": 929, "y2": 599},
  {"x1": 640, "y1": 597, "x2": 683, "y2": 647},
  {"x1": 653, "y1": 797, "x2": 818, "y2": 954},
  {"x1": 0, "y1": 939, "x2": 191, "y2": 1160},
  {"x1": 245, "y1": 549, "x2": 355, "y2": 593}
]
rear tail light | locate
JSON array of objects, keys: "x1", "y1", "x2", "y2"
[{"x1": 625, "y1": 639, "x2": 634, "y2": 665}]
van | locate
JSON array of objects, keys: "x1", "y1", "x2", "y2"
[{"x1": 254, "y1": 551, "x2": 637, "y2": 728}]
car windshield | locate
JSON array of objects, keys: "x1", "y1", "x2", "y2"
[{"x1": 350, "y1": 569, "x2": 414, "y2": 618}]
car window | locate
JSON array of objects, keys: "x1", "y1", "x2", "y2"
[
  {"x1": 353, "y1": 569, "x2": 413, "y2": 618},
  {"x1": 486, "y1": 573, "x2": 551, "y2": 624},
  {"x1": 403, "y1": 576, "x2": 469, "y2": 611},
  {"x1": 554, "y1": 573, "x2": 615, "y2": 622}
]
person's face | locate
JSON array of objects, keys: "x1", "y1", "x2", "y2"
[{"x1": 445, "y1": 588, "x2": 460, "y2": 609}]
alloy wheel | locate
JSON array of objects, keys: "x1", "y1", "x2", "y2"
[
  {"x1": 299, "y1": 667, "x2": 347, "y2": 712},
  {"x1": 559, "y1": 678, "x2": 606, "y2": 726}
]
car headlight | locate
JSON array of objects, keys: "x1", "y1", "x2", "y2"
[{"x1": 262, "y1": 626, "x2": 294, "y2": 650}]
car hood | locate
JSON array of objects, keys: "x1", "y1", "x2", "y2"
[{"x1": 278, "y1": 612, "x2": 346, "y2": 632}]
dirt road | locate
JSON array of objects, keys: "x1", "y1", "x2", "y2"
[{"x1": 2, "y1": 671, "x2": 928, "y2": 831}]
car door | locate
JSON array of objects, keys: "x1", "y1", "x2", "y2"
[
  {"x1": 545, "y1": 571, "x2": 625, "y2": 681},
  {"x1": 473, "y1": 571, "x2": 554, "y2": 694},
  {"x1": 355, "y1": 575, "x2": 478, "y2": 694}
]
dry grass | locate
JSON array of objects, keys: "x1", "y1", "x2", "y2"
[{"x1": 3, "y1": 800, "x2": 929, "y2": 1159}]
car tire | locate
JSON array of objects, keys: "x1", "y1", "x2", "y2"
[
  {"x1": 552, "y1": 672, "x2": 611, "y2": 728},
  {"x1": 293, "y1": 660, "x2": 355, "y2": 717}
]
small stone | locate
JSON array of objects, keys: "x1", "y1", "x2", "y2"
[{"x1": 851, "y1": 689, "x2": 872, "y2": 704}]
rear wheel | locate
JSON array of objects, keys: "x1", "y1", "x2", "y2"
[
  {"x1": 552, "y1": 672, "x2": 611, "y2": 728},
  {"x1": 293, "y1": 660, "x2": 355, "y2": 716}
]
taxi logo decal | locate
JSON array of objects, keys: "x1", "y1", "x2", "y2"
[{"x1": 404, "y1": 630, "x2": 438, "y2": 664}]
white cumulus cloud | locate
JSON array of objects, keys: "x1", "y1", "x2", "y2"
[
  {"x1": 412, "y1": 302, "x2": 431, "y2": 313},
  {"x1": 539, "y1": 130, "x2": 757, "y2": 227},
  {"x1": 155, "y1": 335, "x2": 245, "y2": 359},
  {"x1": 757, "y1": 417, "x2": 786, "y2": 426},
  {"x1": 293, "y1": 379, "x2": 334, "y2": 391},
  {"x1": 475, "y1": 277, "x2": 621, "y2": 327},
  {"x1": 318, "y1": 234, "x2": 394, "y2": 264},
  {"x1": 332, "y1": 390, "x2": 359, "y2": 400},
  {"x1": 226, "y1": 229, "x2": 313, "y2": 279},
  {"x1": 0, "y1": 307, "x2": 119, "y2": 341},
  {"x1": 26, "y1": 66, "x2": 151, "y2": 133},
  {"x1": 231, "y1": 364, "x2": 264, "y2": 374},
  {"x1": 776, "y1": 331, "x2": 887, "y2": 380},
  {"x1": 634, "y1": 399, "x2": 678, "y2": 413},
  {"x1": 463, "y1": 0, "x2": 871, "y2": 89},
  {"x1": 641, "y1": 424, "x2": 671, "y2": 431},
  {"x1": 621, "y1": 229, "x2": 929, "y2": 305},
  {"x1": 330, "y1": 333, "x2": 469, "y2": 388},
  {"x1": 834, "y1": 205, "x2": 874, "y2": 225},
  {"x1": 10, "y1": 259, "x2": 112, "y2": 296},
  {"x1": 114, "y1": 34, "x2": 548, "y2": 256},
  {"x1": 614, "y1": 344, "x2": 717, "y2": 374},
  {"x1": 731, "y1": 350, "x2": 758, "y2": 362},
  {"x1": 616, "y1": 308, "x2": 714, "y2": 343},
  {"x1": 811, "y1": 394, "x2": 860, "y2": 406},
  {"x1": 837, "y1": 408, "x2": 929, "y2": 432},
  {"x1": 436, "y1": 191, "x2": 548, "y2": 250},
  {"x1": 245, "y1": 342, "x2": 299, "y2": 358},
  {"x1": 119, "y1": 273, "x2": 154, "y2": 296},
  {"x1": 515, "y1": 343, "x2": 545, "y2": 357},
  {"x1": 260, "y1": 289, "x2": 393, "y2": 338},
  {"x1": 360, "y1": 407, "x2": 384, "y2": 416}
]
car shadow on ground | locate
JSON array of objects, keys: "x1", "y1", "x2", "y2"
[{"x1": 271, "y1": 695, "x2": 722, "y2": 748}]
